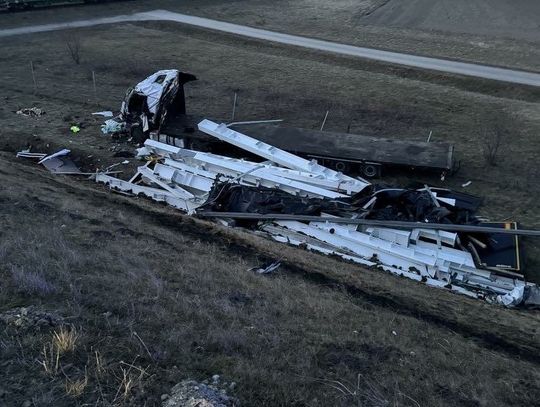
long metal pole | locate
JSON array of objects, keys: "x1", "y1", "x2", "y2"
[{"x1": 197, "y1": 212, "x2": 540, "y2": 237}]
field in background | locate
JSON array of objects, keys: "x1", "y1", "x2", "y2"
[{"x1": 0, "y1": 1, "x2": 539, "y2": 405}]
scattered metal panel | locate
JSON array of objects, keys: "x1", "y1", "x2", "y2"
[
  {"x1": 96, "y1": 173, "x2": 200, "y2": 214},
  {"x1": 410, "y1": 229, "x2": 457, "y2": 246},
  {"x1": 366, "y1": 227, "x2": 411, "y2": 247},
  {"x1": 197, "y1": 119, "x2": 370, "y2": 194},
  {"x1": 276, "y1": 220, "x2": 434, "y2": 277},
  {"x1": 145, "y1": 142, "x2": 350, "y2": 199},
  {"x1": 153, "y1": 163, "x2": 214, "y2": 194},
  {"x1": 137, "y1": 166, "x2": 195, "y2": 201},
  {"x1": 16, "y1": 151, "x2": 47, "y2": 159},
  {"x1": 37, "y1": 149, "x2": 81, "y2": 174},
  {"x1": 163, "y1": 158, "x2": 219, "y2": 179},
  {"x1": 263, "y1": 223, "x2": 479, "y2": 299},
  {"x1": 146, "y1": 139, "x2": 371, "y2": 194}
]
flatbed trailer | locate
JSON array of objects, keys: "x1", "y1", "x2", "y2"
[
  {"x1": 120, "y1": 69, "x2": 456, "y2": 178},
  {"x1": 161, "y1": 115, "x2": 455, "y2": 178},
  {"x1": 230, "y1": 123, "x2": 454, "y2": 178}
]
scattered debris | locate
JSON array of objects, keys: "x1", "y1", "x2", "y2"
[
  {"x1": 163, "y1": 379, "x2": 236, "y2": 407},
  {"x1": 101, "y1": 119, "x2": 124, "y2": 134},
  {"x1": 16, "y1": 149, "x2": 47, "y2": 160},
  {"x1": 16, "y1": 107, "x2": 44, "y2": 117},
  {"x1": 95, "y1": 119, "x2": 540, "y2": 308},
  {"x1": 92, "y1": 110, "x2": 114, "y2": 118},
  {"x1": 37, "y1": 149, "x2": 81, "y2": 174},
  {"x1": 18, "y1": 149, "x2": 80, "y2": 173},
  {"x1": 248, "y1": 261, "x2": 281, "y2": 274}
]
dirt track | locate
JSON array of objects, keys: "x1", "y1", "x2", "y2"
[{"x1": 2, "y1": 9, "x2": 539, "y2": 86}]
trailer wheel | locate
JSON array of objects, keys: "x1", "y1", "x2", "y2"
[
  {"x1": 362, "y1": 164, "x2": 379, "y2": 178},
  {"x1": 334, "y1": 161, "x2": 348, "y2": 173}
]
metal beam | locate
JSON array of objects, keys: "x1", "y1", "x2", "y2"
[
  {"x1": 196, "y1": 212, "x2": 540, "y2": 237},
  {"x1": 197, "y1": 119, "x2": 370, "y2": 193}
]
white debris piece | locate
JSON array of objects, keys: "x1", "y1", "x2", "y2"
[
  {"x1": 38, "y1": 149, "x2": 71, "y2": 164},
  {"x1": 96, "y1": 173, "x2": 201, "y2": 214},
  {"x1": 16, "y1": 150, "x2": 47, "y2": 160},
  {"x1": 92, "y1": 111, "x2": 114, "y2": 118}
]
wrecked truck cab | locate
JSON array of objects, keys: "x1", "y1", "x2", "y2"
[{"x1": 120, "y1": 69, "x2": 197, "y2": 143}]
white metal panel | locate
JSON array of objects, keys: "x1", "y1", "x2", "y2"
[
  {"x1": 197, "y1": 119, "x2": 369, "y2": 194},
  {"x1": 147, "y1": 139, "x2": 361, "y2": 194},
  {"x1": 154, "y1": 163, "x2": 214, "y2": 194},
  {"x1": 95, "y1": 173, "x2": 200, "y2": 214},
  {"x1": 164, "y1": 158, "x2": 218, "y2": 179},
  {"x1": 137, "y1": 166, "x2": 195, "y2": 200},
  {"x1": 276, "y1": 220, "x2": 433, "y2": 275},
  {"x1": 177, "y1": 151, "x2": 349, "y2": 199},
  {"x1": 367, "y1": 227, "x2": 411, "y2": 247}
]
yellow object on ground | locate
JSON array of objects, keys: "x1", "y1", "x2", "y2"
[{"x1": 70, "y1": 126, "x2": 80, "y2": 133}]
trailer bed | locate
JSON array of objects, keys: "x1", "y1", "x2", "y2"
[
  {"x1": 162, "y1": 115, "x2": 455, "y2": 173},
  {"x1": 229, "y1": 124, "x2": 454, "y2": 171}
]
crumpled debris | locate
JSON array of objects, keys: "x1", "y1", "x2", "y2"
[
  {"x1": 16, "y1": 149, "x2": 47, "y2": 160},
  {"x1": 101, "y1": 119, "x2": 125, "y2": 134},
  {"x1": 38, "y1": 149, "x2": 81, "y2": 174},
  {"x1": 92, "y1": 111, "x2": 113, "y2": 118},
  {"x1": 163, "y1": 379, "x2": 237, "y2": 407},
  {"x1": 70, "y1": 125, "x2": 81, "y2": 133},
  {"x1": 248, "y1": 261, "x2": 281, "y2": 274},
  {"x1": 493, "y1": 285, "x2": 525, "y2": 307},
  {"x1": 16, "y1": 107, "x2": 45, "y2": 117},
  {"x1": 0, "y1": 306, "x2": 62, "y2": 331}
]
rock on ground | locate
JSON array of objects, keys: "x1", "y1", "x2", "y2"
[{"x1": 163, "y1": 380, "x2": 237, "y2": 407}]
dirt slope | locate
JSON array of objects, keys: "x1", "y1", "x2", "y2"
[
  {"x1": 1, "y1": 152, "x2": 540, "y2": 406},
  {"x1": 361, "y1": 0, "x2": 540, "y2": 42}
]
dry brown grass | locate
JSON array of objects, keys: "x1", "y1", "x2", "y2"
[
  {"x1": 53, "y1": 327, "x2": 79, "y2": 355},
  {"x1": 65, "y1": 374, "x2": 88, "y2": 398},
  {"x1": 39, "y1": 342, "x2": 61, "y2": 377}
]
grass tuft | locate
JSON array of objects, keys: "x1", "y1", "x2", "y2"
[
  {"x1": 65, "y1": 374, "x2": 88, "y2": 398},
  {"x1": 53, "y1": 327, "x2": 79, "y2": 355}
]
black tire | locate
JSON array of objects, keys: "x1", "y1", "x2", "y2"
[
  {"x1": 334, "y1": 161, "x2": 349, "y2": 173},
  {"x1": 362, "y1": 164, "x2": 379, "y2": 178}
]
